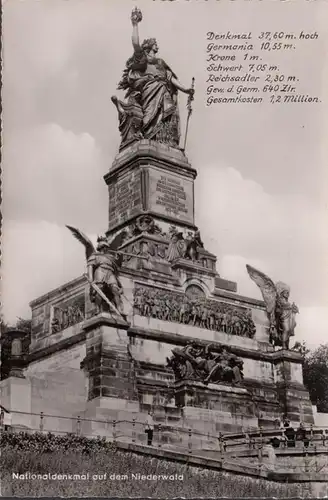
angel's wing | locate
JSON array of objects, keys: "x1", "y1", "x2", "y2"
[
  {"x1": 246, "y1": 265, "x2": 277, "y2": 315},
  {"x1": 66, "y1": 225, "x2": 95, "y2": 261},
  {"x1": 109, "y1": 230, "x2": 127, "y2": 251}
]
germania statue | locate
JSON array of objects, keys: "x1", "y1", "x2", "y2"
[
  {"x1": 246, "y1": 265, "x2": 299, "y2": 350},
  {"x1": 66, "y1": 226, "x2": 127, "y2": 319},
  {"x1": 112, "y1": 7, "x2": 194, "y2": 149}
]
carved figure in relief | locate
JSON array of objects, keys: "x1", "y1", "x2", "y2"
[
  {"x1": 133, "y1": 285, "x2": 257, "y2": 339},
  {"x1": 166, "y1": 341, "x2": 244, "y2": 385},
  {"x1": 166, "y1": 227, "x2": 185, "y2": 262},
  {"x1": 204, "y1": 347, "x2": 232, "y2": 384},
  {"x1": 112, "y1": 8, "x2": 194, "y2": 148},
  {"x1": 167, "y1": 342, "x2": 198, "y2": 380},
  {"x1": 11, "y1": 338, "x2": 22, "y2": 356},
  {"x1": 166, "y1": 227, "x2": 206, "y2": 264},
  {"x1": 51, "y1": 304, "x2": 85, "y2": 333},
  {"x1": 134, "y1": 241, "x2": 153, "y2": 270},
  {"x1": 184, "y1": 230, "x2": 204, "y2": 261},
  {"x1": 66, "y1": 226, "x2": 128, "y2": 319},
  {"x1": 134, "y1": 215, "x2": 162, "y2": 236},
  {"x1": 51, "y1": 312, "x2": 61, "y2": 334},
  {"x1": 246, "y1": 265, "x2": 299, "y2": 350}
]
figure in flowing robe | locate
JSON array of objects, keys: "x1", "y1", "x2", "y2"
[{"x1": 112, "y1": 8, "x2": 194, "y2": 149}]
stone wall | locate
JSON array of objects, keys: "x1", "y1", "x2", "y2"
[
  {"x1": 28, "y1": 368, "x2": 87, "y2": 433},
  {"x1": 313, "y1": 405, "x2": 328, "y2": 427},
  {"x1": 26, "y1": 263, "x2": 313, "y2": 434},
  {"x1": 29, "y1": 275, "x2": 88, "y2": 353},
  {"x1": 27, "y1": 342, "x2": 85, "y2": 373},
  {"x1": 129, "y1": 334, "x2": 274, "y2": 383}
]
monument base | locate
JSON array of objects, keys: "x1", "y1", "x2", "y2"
[
  {"x1": 175, "y1": 380, "x2": 259, "y2": 434},
  {"x1": 82, "y1": 396, "x2": 141, "y2": 439},
  {"x1": 273, "y1": 350, "x2": 314, "y2": 425},
  {"x1": 0, "y1": 376, "x2": 32, "y2": 429},
  {"x1": 81, "y1": 313, "x2": 137, "y2": 401}
]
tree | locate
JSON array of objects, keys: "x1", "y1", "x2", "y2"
[
  {"x1": 292, "y1": 341, "x2": 310, "y2": 358},
  {"x1": 300, "y1": 343, "x2": 328, "y2": 413}
]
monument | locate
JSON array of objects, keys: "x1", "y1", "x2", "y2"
[{"x1": 21, "y1": 8, "x2": 314, "y2": 439}]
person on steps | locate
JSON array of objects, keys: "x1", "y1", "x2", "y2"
[{"x1": 145, "y1": 410, "x2": 154, "y2": 446}]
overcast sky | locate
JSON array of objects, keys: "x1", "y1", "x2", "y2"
[{"x1": 2, "y1": 0, "x2": 328, "y2": 348}]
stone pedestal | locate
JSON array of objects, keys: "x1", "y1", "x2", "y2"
[
  {"x1": 81, "y1": 313, "x2": 139, "y2": 437},
  {"x1": 82, "y1": 396, "x2": 140, "y2": 439},
  {"x1": 273, "y1": 350, "x2": 314, "y2": 424},
  {"x1": 175, "y1": 380, "x2": 259, "y2": 434},
  {"x1": 0, "y1": 377, "x2": 32, "y2": 428},
  {"x1": 104, "y1": 140, "x2": 197, "y2": 237}
]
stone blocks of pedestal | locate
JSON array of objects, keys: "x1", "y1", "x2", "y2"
[
  {"x1": 104, "y1": 140, "x2": 197, "y2": 238},
  {"x1": 174, "y1": 380, "x2": 259, "y2": 437},
  {"x1": 119, "y1": 234, "x2": 173, "y2": 277},
  {"x1": 81, "y1": 313, "x2": 140, "y2": 437},
  {"x1": 171, "y1": 258, "x2": 217, "y2": 295},
  {"x1": 82, "y1": 396, "x2": 141, "y2": 439},
  {"x1": 0, "y1": 376, "x2": 32, "y2": 428},
  {"x1": 273, "y1": 350, "x2": 314, "y2": 424}
]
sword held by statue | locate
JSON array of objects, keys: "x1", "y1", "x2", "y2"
[{"x1": 182, "y1": 77, "x2": 195, "y2": 152}]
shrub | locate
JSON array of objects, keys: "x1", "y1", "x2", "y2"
[{"x1": 0, "y1": 431, "x2": 114, "y2": 455}]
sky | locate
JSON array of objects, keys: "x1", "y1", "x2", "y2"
[{"x1": 2, "y1": 0, "x2": 328, "y2": 348}]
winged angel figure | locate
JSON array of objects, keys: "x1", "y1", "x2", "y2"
[
  {"x1": 246, "y1": 265, "x2": 299, "y2": 350},
  {"x1": 66, "y1": 226, "x2": 127, "y2": 319}
]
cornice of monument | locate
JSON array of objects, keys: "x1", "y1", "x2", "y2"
[
  {"x1": 104, "y1": 140, "x2": 197, "y2": 184},
  {"x1": 270, "y1": 349, "x2": 303, "y2": 363},
  {"x1": 212, "y1": 288, "x2": 266, "y2": 309},
  {"x1": 105, "y1": 210, "x2": 198, "y2": 238},
  {"x1": 120, "y1": 266, "x2": 179, "y2": 286},
  {"x1": 127, "y1": 326, "x2": 282, "y2": 363},
  {"x1": 29, "y1": 274, "x2": 87, "y2": 308},
  {"x1": 170, "y1": 258, "x2": 217, "y2": 278},
  {"x1": 28, "y1": 330, "x2": 86, "y2": 363}
]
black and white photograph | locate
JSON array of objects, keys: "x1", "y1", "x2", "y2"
[{"x1": 1, "y1": 0, "x2": 328, "y2": 497}]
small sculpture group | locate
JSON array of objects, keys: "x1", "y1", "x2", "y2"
[
  {"x1": 51, "y1": 303, "x2": 84, "y2": 333},
  {"x1": 166, "y1": 341, "x2": 244, "y2": 385},
  {"x1": 167, "y1": 227, "x2": 204, "y2": 262},
  {"x1": 133, "y1": 285, "x2": 256, "y2": 338},
  {"x1": 246, "y1": 265, "x2": 299, "y2": 350},
  {"x1": 123, "y1": 223, "x2": 206, "y2": 264}
]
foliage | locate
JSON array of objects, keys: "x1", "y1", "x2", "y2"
[
  {"x1": 292, "y1": 341, "x2": 328, "y2": 412},
  {"x1": 0, "y1": 431, "x2": 302, "y2": 498},
  {"x1": 302, "y1": 343, "x2": 328, "y2": 413},
  {"x1": 0, "y1": 431, "x2": 116, "y2": 455},
  {"x1": 291, "y1": 341, "x2": 310, "y2": 357},
  {"x1": 15, "y1": 317, "x2": 32, "y2": 334}
]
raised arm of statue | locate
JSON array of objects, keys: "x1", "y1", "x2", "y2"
[
  {"x1": 132, "y1": 23, "x2": 140, "y2": 49},
  {"x1": 171, "y1": 76, "x2": 194, "y2": 96},
  {"x1": 131, "y1": 7, "x2": 142, "y2": 50}
]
